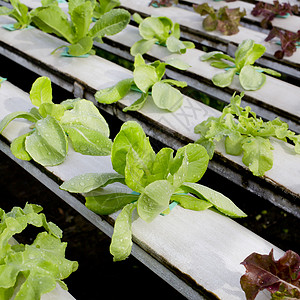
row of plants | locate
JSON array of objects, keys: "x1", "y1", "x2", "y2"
[
  {"x1": 0, "y1": 76, "x2": 246, "y2": 248},
  {"x1": 149, "y1": 0, "x2": 300, "y2": 59},
  {"x1": 2, "y1": 64, "x2": 299, "y2": 177},
  {"x1": 0, "y1": 1, "x2": 299, "y2": 299},
  {"x1": 0, "y1": 0, "x2": 296, "y2": 220},
  {"x1": 0, "y1": 0, "x2": 196, "y2": 57},
  {"x1": 0, "y1": 0, "x2": 298, "y2": 185},
  {"x1": 0, "y1": 0, "x2": 298, "y2": 176},
  {"x1": 0, "y1": 0, "x2": 131, "y2": 56},
  {"x1": 0, "y1": 0, "x2": 292, "y2": 92},
  {"x1": 0, "y1": 204, "x2": 299, "y2": 300},
  {"x1": 0, "y1": 76, "x2": 299, "y2": 299},
  {"x1": 4, "y1": 0, "x2": 296, "y2": 176},
  {"x1": 1, "y1": 0, "x2": 296, "y2": 81}
]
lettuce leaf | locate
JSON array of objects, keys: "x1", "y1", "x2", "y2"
[
  {"x1": 61, "y1": 121, "x2": 246, "y2": 261},
  {"x1": 31, "y1": 5, "x2": 74, "y2": 43},
  {"x1": 134, "y1": 63, "x2": 159, "y2": 93},
  {"x1": 94, "y1": 78, "x2": 134, "y2": 104},
  {"x1": 86, "y1": 193, "x2": 138, "y2": 215},
  {"x1": 88, "y1": 8, "x2": 130, "y2": 39},
  {"x1": 0, "y1": 0, "x2": 31, "y2": 29},
  {"x1": 25, "y1": 116, "x2": 68, "y2": 166},
  {"x1": 111, "y1": 121, "x2": 155, "y2": 178},
  {"x1": 110, "y1": 202, "x2": 137, "y2": 262},
  {"x1": 241, "y1": 136, "x2": 273, "y2": 176},
  {"x1": 194, "y1": 92, "x2": 300, "y2": 176},
  {"x1": 71, "y1": 1, "x2": 93, "y2": 41},
  {"x1": 130, "y1": 13, "x2": 194, "y2": 56},
  {"x1": 60, "y1": 99, "x2": 112, "y2": 155},
  {"x1": 60, "y1": 173, "x2": 125, "y2": 193},
  {"x1": 10, "y1": 132, "x2": 32, "y2": 161},
  {"x1": 0, "y1": 111, "x2": 38, "y2": 133},
  {"x1": 201, "y1": 39, "x2": 280, "y2": 90},
  {"x1": 171, "y1": 144, "x2": 209, "y2": 183},
  {"x1": 32, "y1": 0, "x2": 130, "y2": 56},
  {"x1": 0, "y1": 204, "x2": 77, "y2": 300},
  {"x1": 251, "y1": 1, "x2": 299, "y2": 29},
  {"x1": 181, "y1": 182, "x2": 247, "y2": 217},
  {"x1": 241, "y1": 249, "x2": 300, "y2": 300},
  {"x1": 0, "y1": 77, "x2": 112, "y2": 166},
  {"x1": 95, "y1": 54, "x2": 188, "y2": 112},
  {"x1": 193, "y1": 3, "x2": 245, "y2": 36},
  {"x1": 265, "y1": 28, "x2": 300, "y2": 59},
  {"x1": 93, "y1": 0, "x2": 120, "y2": 19},
  {"x1": 151, "y1": 81, "x2": 184, "y2": 112},
  {"x1": 137, "y1": 180, "x2": 175, "y2": 222}
]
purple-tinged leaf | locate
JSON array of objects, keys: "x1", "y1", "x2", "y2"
[
  {"x1": 203, "y1": 15, "x2": 218, "y2": 31},
  {"x1": 251, "y1": 1, "x2": 299, "y2": 29},
  {"x1": 218, "y1": 7, "x2": 245, "y2": 35},
  {"x1": 193, "y1": 3, "x2": 215, "y2": 16},
  {"x1": 194, "y1": 4, "x2": 245, "y2": 35},
  {"x1": 240, "y1": 249, "x2": 300, "y2": 300},
  {"x1": 149, "y1": 0, "x2": 178, "y2": 7},
  {"x1": 266, "y1": 28, "x2": 300, "y2": 59}
]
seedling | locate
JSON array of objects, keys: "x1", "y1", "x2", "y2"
[
  {"x1": 95, "y1": 54, "x2": 190, "y2": 112},
  {"x1": 201, "y1": 39, "x2": 281, "y2": 90},
  {"x1": 0, "y1": 0, "x2": 32, "y2": 29},
  {"x1": 130, "y1": 13, "x2": 195, "y2": 56},
  {"x1": 193, "y1": 3, "x2": 246, "y2": 35},
  {"x1": 194, "y1": 92, "x2": 300, "y2": 176},
  {"x1": 0, "y1": 76, "x2": 112, "y2": 166},
  {"x1": 61, "y1": 121, "x2": 246, "y2": 261},
  {"x1": 30, "y1": 0, "x2": 130, "y2": 56}
]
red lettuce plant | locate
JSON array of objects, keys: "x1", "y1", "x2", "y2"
[
  {"x1": 193, "y1": 3, "x2": 246, "y2": 35},
  {"x1": 241, "y1": 249, "x2": 300, "y2": 299},
  {"x1": 265, "y1": 28, "x2": 300, "y2": 59},
  {"x1": 149, "y1": 0, "x2": 178, "y2": 7},
  {"x1": 251, "y1": 0, "x2": 299, "y2": 29}
]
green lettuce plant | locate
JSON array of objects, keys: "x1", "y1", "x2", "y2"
[
  {"x1": 0, "y1": 0, "x2": 33, "y2": 29},
  {"x1": 95, "y1": 54, "x2": 190, "y2": 112},
  {"x1": 30, "y1": 0, "x2": 130, "y2": 56},
  {"x1": 130, "y1": 13, "x2": 195, "y2": 56},
  {"x1": 61, "y1": 121, "x2": 246, "y2": 261},
  {"x1": 92, "y1": 0, "x2": 120, "y2": 19},
  {"x1": 201, "y1": 39, "x2": 281, "y2": 90},
  {"x1": 194, "y1": 92, "x2": 300, "y2": 176},
  {"x1": 0, "y1": 76, "x2": 112, "y2": 166},
  {"x1": 0, "y1": 203, "x2": 78, "y2": 300}
]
